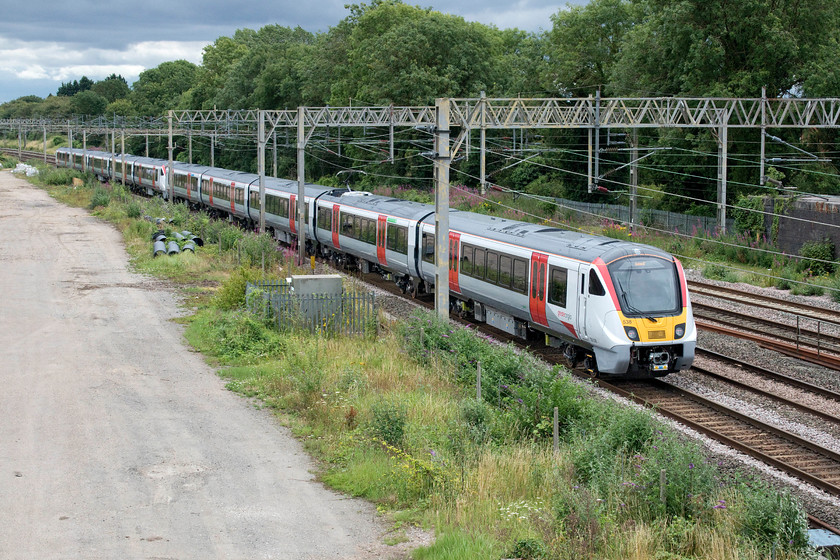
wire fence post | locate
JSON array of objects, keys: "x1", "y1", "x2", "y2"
[{"x1": 660, "y1": 469, "x2": 667, "y2": 505}]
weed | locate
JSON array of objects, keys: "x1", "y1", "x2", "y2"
[
  {"x1": 89, "y1": 187, "x2": 110, "y2": 209},
  {"x1": 369, "y1": 401, "x2": 407, "y2": 447}
]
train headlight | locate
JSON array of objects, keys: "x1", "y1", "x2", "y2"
[
  {"x1": 624, "y1": 326, "x2": 640, "y2": 341},
  {"x1": 675, "y1": 323, "x2": 686, "y2": 339}
]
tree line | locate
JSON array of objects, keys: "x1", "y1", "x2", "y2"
[{"x1": 4, "y1": 0, "x2": 840, "y2": 209}]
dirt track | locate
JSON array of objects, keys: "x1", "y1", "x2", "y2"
[{"x1": 0, "y1": 171, "x2": 423, "y2": 559}]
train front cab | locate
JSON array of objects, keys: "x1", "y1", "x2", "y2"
[{"x1": 588, "y1": 255, "x2": 695, "y2": 377}]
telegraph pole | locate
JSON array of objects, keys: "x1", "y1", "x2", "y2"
[{"x1": 434, "y1": 98, "x2": 451, "y2": 321}]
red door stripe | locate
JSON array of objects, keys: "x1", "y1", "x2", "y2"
[{"x1": 449, "y1": 232, "x2": 460, "y2": 293}]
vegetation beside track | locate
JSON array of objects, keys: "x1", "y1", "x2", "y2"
[{"x1": 7, "y1": 162, "x2": 821, "y2": 559}]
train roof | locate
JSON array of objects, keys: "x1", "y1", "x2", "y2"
[
  {"x1": 318, "y1": 190, "x2": 445, "y2": 221},
  {"x1": 447, "y1": 211, "x2": 673, "y2": 263}
]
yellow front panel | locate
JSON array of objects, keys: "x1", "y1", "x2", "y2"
[{"x1": 619, "y1": 308, "x2": 688, "y2": 343}]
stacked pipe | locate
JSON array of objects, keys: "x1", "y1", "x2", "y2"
[{"x1": 151, "y1": 229, "x2": 204, "y2": 258}]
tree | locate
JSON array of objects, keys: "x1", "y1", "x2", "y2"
[
  {"x1": 91, "y1": 74, "x2": 130, "y2": 103},
  {"x1": 131, "y1": 60, "x2": 198, "y2": 115},
  {"x1": 214, "y1": 25, "x2": 315, "y2": 109},
  {"x1": 545, "y1": 0, "x2": 636, "y2": 96},
  {"x1": 189, "y1": 36, "x2": 250, "y2": 109},
  {"x1": 70, "y1": 90, "x2": 108, "y2": 116},
  {"x1": 105, "y1": 98, "x2": 136, "y2": 117},
  {"x1": 611, "y1": 0, "x2": 840, "y2": 97},
  {"x1": 325, "y1": 0, "x2": 499, "y2": 105},
  {"x1": 57, "y1": 76, "x2": 94, "y2": 97}
]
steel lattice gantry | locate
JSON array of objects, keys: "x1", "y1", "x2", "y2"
[{"x1": 8, "y1": 95, "x2": 840, "y2": 320}]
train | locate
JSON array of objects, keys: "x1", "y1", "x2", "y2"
[{"x1": 56, "y1": 146, "x2": 696, "y2": 377}]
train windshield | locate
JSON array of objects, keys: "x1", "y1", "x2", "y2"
[{"x1": 608, "y1": 257, "x2": 680, "y2": 317}]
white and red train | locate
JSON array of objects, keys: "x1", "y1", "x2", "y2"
[{"x1": 56, "y1": 147, "x2": 696, "y2": 377}]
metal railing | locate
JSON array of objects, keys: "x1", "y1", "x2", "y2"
[{"x1": 246, "y1": 281, "x2": 377, "y2": 336}]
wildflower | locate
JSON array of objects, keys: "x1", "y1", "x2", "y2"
[{"x1": 688, "y1": 463, "x2": 694, "y2": 469}]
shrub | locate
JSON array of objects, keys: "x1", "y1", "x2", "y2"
[
  {"x1": 188, "y1": 309, "x2": 286, "y2": 364},
  {"x1": 509, "y1": 538, "x2": 547, "y2": 560},
  {"x1": 369, "y1": 401, "x2": 407, "y2": 447},
  {"x1": 831, "y1": 277, "x2": 840, "y2": 304},
  {"x1": 213, "y1": 266, "x2": 262, "y2": 310},
  {"x1": 798, "y1": 238, "x2": 836, "y2": 276},
  {"x1": 702, "y1": 264, "x2": 728, "y2": 281},
  {"x1": 791, "y1": 282, "x2": 824, "y2": 296},
  {"x1": 41, "y1": 168, "x2": 82, "y2": 186},
  {"x1": 731, "y1": 485, "x2": 810, "y2": 554},
  {"x1": 459, "y1": 398, "x2": 495, "y2": 445},
  {"x1": 89, "y1": 187, "x2": 110, "y2": 209},
  {"x1": 125, "y1": 200, "x2": 142, "y2": 219}
]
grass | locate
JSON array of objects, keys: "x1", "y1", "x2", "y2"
[{"x1": 17, "y1": 164, "x2": 818, "y2": 559}]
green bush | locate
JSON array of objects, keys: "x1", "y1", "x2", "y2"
[
  {"x1": 369, "y1": 401, "x2": 407, "y2": 446},
  {"x1": 702, "y1": 264, "x2": 728, "y2": 281},
  {"x1": 41, "y1": 167, "x2": 82, "y2": 186},
  {"x1": 125, "y1": 200, "x2": 142, "y2": 218},
  {"x1": 791, "y1": 282, "x2": 824, "y2": 296},
  {"x1": 734, "y1": 485, "x2": 809, "y2": 553},
  {"x1": 798, "y1": 238, "x2": 836, "y2": 276},
  {"x1": 458, "y1": 398, "x2": 495, "y2": 445},
  {"x1": 831, "y1": 276, "x2": 840, "y2": 304},
  {"x1": 188, "y1": 309, "x2": 287, "y2": 365},
  {"x1": 89, "y1": 187, "x2": 110, "y2": 209},
  {"x1": 213, "y1": 266, "x2": 262, "y2": 310},
  {"x1": 509, "y1": 538, "x2": 547, "y2": 560}
]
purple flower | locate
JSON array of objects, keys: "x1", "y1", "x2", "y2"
[{"x1": 688, "y1": 463, "x2": 694, "y2": 470}]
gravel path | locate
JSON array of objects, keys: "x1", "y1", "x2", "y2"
[{"x1": 0, "y1": 171, "x2": 430, "y2": 559}]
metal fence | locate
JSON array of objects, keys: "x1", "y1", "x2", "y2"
[
  {"x1": 554, "y1": 197, "x2": 735, "y2": 233},
  {"x1": 246, "y1": 281, "x2": 377, "y2": 336}
]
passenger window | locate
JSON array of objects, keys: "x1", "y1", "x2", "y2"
[
  {"x1": 538, "y1": 263, "x2": 546, "y2": 301},
  {"x1": 474, "y1": 248, "x2": 486, "y2": 279},
  {"x1": 461, "y1": 245, "x2": 473, "y2": 275},
  {"x1": 531, "y1": 261, "x2": 539, "y2": 299},
  {"x1": 512, "y1": 259, "x2": 527, "y2": 294},
  {"x1": 589, "y1": 270, "x2": 606, "y2": 296},
  {"x1": 486, "y1": 251, "x2": 499, "y2": 284},
  {"x1": 498, "y1": 255, "x2": 512, "y2": 289},
  {"x1": 422, "y1": 233, "x2": 435, "y2": 263},
  {"x1": 548, "y1": 267, "x2": 568, "y2": 307}
]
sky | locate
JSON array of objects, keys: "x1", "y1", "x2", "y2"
[{"x1": 0, "y1": 0, "x2": 583, "y2": 105}]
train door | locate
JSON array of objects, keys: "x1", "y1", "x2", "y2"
[
  {"x1": 289, "y1": 195, "x2": 297, "y2": 233},
  {"x1": 528, "y1": 252, "x2": 549, "y2": 327},
  {"x1": 376, "y1": 216, "x2": 387, "y2": 266},
  {"x1": 578, "y1": 267, "x2": 589, "y2": 340},
  {"x1": 449, "y1": 232, "x2": 460, "y2": 293},
  {"x1": 331, "y1": 205, "x2": 340, "y2": 248},
  {"x1": 230, "y1": 182, "x2": 236, "y2": 214}
]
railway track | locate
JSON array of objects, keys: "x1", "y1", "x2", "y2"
[
  {"x1": 602, "y1": 378, "x2": 840, "y2": 497},
  {"x1": 0, "y1": 147, "x2": 56, "y2": 165},
  {"x1": 691, "y1": 352, "x2": 840, "y2": 426},
  {"x1": 688, "y1": 280, "x2": 840, "y2": 327},
  {"x1": 694, "y1": 302, "x2": 840, "y2": 354},
  {"x1": 693, "y1": 302, "x2": 840, "y2": 371}
]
